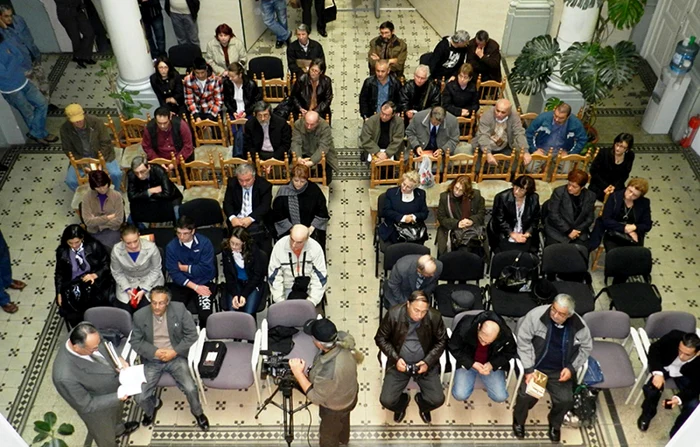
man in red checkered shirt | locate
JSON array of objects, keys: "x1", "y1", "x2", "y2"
[{"x1": 183, "y1": 57, "x2": 223, "y2": 122}]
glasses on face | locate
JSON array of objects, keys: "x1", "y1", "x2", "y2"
[{"x1": 550, "y1": 306, "x2": 569, "y2": 318}]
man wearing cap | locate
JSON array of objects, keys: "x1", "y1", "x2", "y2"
[
  {"x1": 60, "y1": 103, "x2": 122, "y2": 191},
  {"x1": 289, "y1": 318, "x2": 363, "y2": 447}
]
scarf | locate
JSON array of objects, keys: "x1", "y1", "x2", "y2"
[{"x1": 277, "y1": 181, "x2": 309, "y2": 226}]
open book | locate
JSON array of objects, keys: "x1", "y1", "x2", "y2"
[
  {"x1": 106, "y1": 342, "x2": 147, "y2": 398},
  {"x1": 525, "y1": 369, "x2": 548, "y2": 399}
]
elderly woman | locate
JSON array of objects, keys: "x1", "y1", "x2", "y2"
[
  {"x1": 204, "y1": 23, "x2": 246, "y2": 76},
  {"x1": 272, "y1": 164, "x2": 330, "y2": 251},
  {"x1": 81, "y1": 170, "x2": 124, "y2": 250},
  {"x1": 589, "y1": 132, "x2": 636, "y2": 202},
  {"x1": 488, "y1": 175, "x2": 541, "y2": 253},
  {"x1": 378, "y1": 170, "x2": 429, "y2": 244},
  {"x1": 221, "y1": 227, "x2": 268, "y2": 314},
  {"x1": 544, "y1": 169, "x2": 596, "y2": 247},
  {"x1": 599, "y1": 178, "x2": 652, "y2": 252},
  {"x1": 55, "y1": 225, "x2": 114, "y2": 328},
  {"x1": 291, "y1": 58, "x2": 333, "y2": 120},
  {"x1": 110, "y1": 224, "x2": 164, "y2": 314},
  {"x1": 436, "y1": 175, "x2": 485, "y2": 256},
  {"x1": 149, "y1": 56, "x2": 185, "y2": 115}
]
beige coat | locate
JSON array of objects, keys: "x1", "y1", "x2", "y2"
[
  {"x1": 81, "y1": 188, "x2": 124, "y2": 234},
  {"x1": 205, "y1": 37, "x2": 246, "y2": 75},
  {"x1": 110, "y1": 239, "x2": 164, "y2": 304}
]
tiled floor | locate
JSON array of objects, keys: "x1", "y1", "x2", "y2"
[{"x1": 1, "y1": 2, "x2": 699, "y2": 446}]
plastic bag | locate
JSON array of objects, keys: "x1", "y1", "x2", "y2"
[{"x1": 418, "y1": 155, "x2": 434, "y2": 189}]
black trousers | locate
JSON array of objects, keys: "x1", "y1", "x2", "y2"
[
  {"x1": 56, "y1": 6, "x2": 95, "y2": 60},
  {"x1": 513, "y1": 369, "x2": 574, "y2": 429},
  {"x1": 319, "y1": 395, "x2": 357, "y2": 447},
  {"x1": 641, "y1": 375, "x2": 700, "y2": 438},
  {"x1": 167, "y1": 282, "x2": 216, "y2": 328},
  {"x1": 379, "y1": 365, "x2": 445, "y2": 413},
  {"x1": 301, "y1": 0, "x2": 326, "y2": 33}
]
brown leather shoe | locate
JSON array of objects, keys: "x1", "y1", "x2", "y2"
[
  {"x1": 2, "y1": 302, "x2": 18, "y2": 313},
  {"x1": 9, "y1": 280, "x2": 26, "y2": 290}
]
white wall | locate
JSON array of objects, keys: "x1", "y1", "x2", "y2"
[
  {"x1": 410, "y1": 0, "x2": 458, "y2": 37},
  {"x1": 457, "y1": 0, "x2": 510, "y2": 43}
]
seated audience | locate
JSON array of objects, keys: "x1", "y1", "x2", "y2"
[
  {"x1": 165, "y1": 216, "x2": 216, "y2": 328},
  {"x1": 287, "y1": 24, "x2": 325, "y2": 80},
  {"x1": 127, "y1": 156, "x2": 183, "y2": 225},
  {"x1": 223, "y1": 62, "x2": 261, "y2": 119},
  {"x1": 367, "y1": 21, "x2": 408, "y2": 78},
  {"x1": 588, "y1": 132, "x2": 636, "y2": 202},
  {"x1": 291, "y1": 58, "x2": 333, "y2": 120},
  {"x1": 221, "y1": 227, "x2": 268, "y2": 314},
  {"x1": 428, "y1": 30, "x2": 470, "y2": 82},
  {"x1": 150, "y1": 56, "x2": 185, "y2": 115},
  {"x1": 142, "y1": 106, "x2": 194, "y2": 162},
  {"x1": 55, "y1": 224, "x2": 114, "y2": 328},
  {"x1": 436, "y1": 175, "x2": 486, "y2": 257},
  {"x1": 544, "y1": 169, "x2": 596, "y2": 247},
  {"x1": 273, "y1": 164, "x2": 329, "y2": 251},
  {"x1": 523, "y1": 102, "x2": 587, "y2": 169},
  {"x1": 81, "y1": 170, "x2": 124, "y2": 249},
  {"x1": 359, "y1": 59, "x2": 401, "y2": 120},
  {"x1": 110, "y1": 224, "x2": 164, "y2": 313},
  {"x1": 441, "y1": 63, "x2": 479, "y2": 119},
  {"x1": 244, "y1": 101, "x2": 292, "y2": 162},
  {"x1": 184, "y1": 57, "x2": 223, "y2": 122},
  {"x1": 398, "y1": 65, "x2": 441, "y2": 120},
  {"x1": 222, "y1": 163, "x2": 273, "y2": 253},
  {"x1": 465, "y1": 30, "x2": 502, "y2": 82},
  {"x1": 637, "y1": 330, "x2": 700, "y2": 438},
  {"x1": 359, "y1": 100, "x2": 404, "y2": 162},
  {"x1": 406, "y1": 106, "x2": 460, "y2": 157},
  {"x1": 291, "y1": 111, "x2": 338, "y2": 184},
  {"x1": 268, "y1": 224, "x2": 327, "y2": 307},
  {"x1": 448, "y1": 310, "x2": 516, "y2": 403},
  {"x1": 383, "y1": 254, "x2": 442, "y2": 308},
  {"x1": 61, "y1": 103, "x2": 121, "y2": 191},
  {"x1": 204, "y1": 23, "x2": 245, "y2": 76},
  {"x1": 598, "y1": 178, "x2": 651, "y2": 252},
  {"x1": 378, "y1": 171, "x2": 429, "y2": 244},
  {"x1": 375, "y1": 290, "x2": 447, "y2": 424},
  {"x1": 488, "y1": 175, "x2": 540, "y2": 253},
  {"x1": 476, "y1": 98, "x2": 527, "y2": 164},
  {"x1": 164, "y1": 0, "x2": 200, "y2": 46}
]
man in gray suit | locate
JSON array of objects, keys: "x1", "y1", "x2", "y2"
[
  {"x1": 383, "y1": 254, "x2": 443, "y2": 308},
  {"x1": 131, "y1": 286, "x2": 209, "y2": 430},
  {"x1": 52, "y1": 322, "x2": 139, "y2": 447},
  {"x1": 405, "y1": 106, "x2": 460, "y2": 158},
  {"x1": 476, "y1": 98, "x2": 528, "y2": 165}
]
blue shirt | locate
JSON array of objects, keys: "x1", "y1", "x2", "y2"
[{"x1": 376, "y1": 79, "x2": 390, "y2": 113}]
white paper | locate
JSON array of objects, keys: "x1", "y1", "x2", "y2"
[{"x1": 117, "y1": 365, "x2": 146, "y2": 398}]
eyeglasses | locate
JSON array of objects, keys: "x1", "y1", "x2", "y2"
[{"x1": 550, "y1": 306, "x2": 569, "y2": 318}]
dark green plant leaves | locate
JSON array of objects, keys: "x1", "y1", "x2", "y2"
[
  {"x1": 32, "y1": 432, "x2": 49, "y2": 443},
  {"x1": 34, "y1": 421, "x2": 51, "y2": 433},
  {"x1": 544, "y1": 97, "x2": 564, "y2": 112},
  {"x1": 510, "y1": 35, "x2": 561, "y2": 95},
  {"x1": 57, "y1": 423, "x2": 74, "y2": 436},
  {"x1": 598, "y1": 41, "x2": 638, "y2": 85},
  {"x1": 43, "y1": 412, "x2": 57, "y2": 428},
  {"x1": 607, "y1": 0, "x2": 646, "y2": 29}
]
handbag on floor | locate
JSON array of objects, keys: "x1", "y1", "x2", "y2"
[{"x1": 324, "y1": 0, "x2": 337, "y2": 22}]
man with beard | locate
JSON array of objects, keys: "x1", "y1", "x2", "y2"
[{"x1": 367, "y1": 21, "x2": 408, "y2": 78}]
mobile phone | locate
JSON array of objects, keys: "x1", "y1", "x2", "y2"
[{"x1": 663, "y1": 399, "x2": 673, "y2": 409}]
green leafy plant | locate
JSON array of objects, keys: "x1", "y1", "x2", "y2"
[
  {"x1": 96, "y1": 56, "x2": 152, "y2": 119},
  {"x1": 32, "y1": 412, "x2": 74, "y2": 447}
]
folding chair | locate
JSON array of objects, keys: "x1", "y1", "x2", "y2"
[
  {"x1": 434, "y1": 251, "x2": 485, "y2": 318},
  {"x1": 541, "y1": 244, "x2": 596, "y2": 315},
  {"x1": 378, "y1": 248, "x2": 430, "y2": 321},
  {"x1": 84, "y1": 307, "x2": 134, "y2": 360}
]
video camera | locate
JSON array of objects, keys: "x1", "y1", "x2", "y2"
[{"x1": 260, "y1": 350, "x2": 293, "y2": 381}]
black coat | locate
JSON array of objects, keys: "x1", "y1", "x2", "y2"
[
  {"x1": 428, "y1": 36, "x2": 468, "y2": 81},
  {"x1": 150, "y1": 72, "x2": 186, "y2": 115},
  {"x1": 448, "y1": 310, "x2": 517, "y2": 371},
  {"x1": 647, "y1": 330, "x2": 700, "y2": 404},
  {"x1": 127, "y1": 164, "x2": 182, "y2": 204},
  {"x1": 490, "y1": 188, "x2": 541, "y2": 238},
  {"x1": 601, "y1": 189, "x2": 652, "y2": 245},
  {"x1": 545, "y1": 185, "x2": 596, "y2": 244},
  {"x1": 398, "y1": 80, "x2": 441, "y2": 113},
  {"x1": 291, "y1": 74, "x2": 333, "y2": 119},
  {"x1": 589, "y1": 147, "x2": 635, "y2": 202},
  {"x1": 441, "y1": 80, "x2": 479, "y2": 117},
  {"x1": 465, "y1": 38, "x2": 502, "y2": 82},
  {"x1": 272, "y1": 182, "x2": 329, "y2": 237},
  {"x1": 287, "y1": 39, "x2": 325, "y2": 79},
  {"x1": 222, "y1": 246, "x2": 268, "y2": 300},
  {"x1": 243, "y1": 114, "x2": 291, "y2": 161},
  {"x1": 55, "y1": 239, "x2": 114, "y2": 303},
  {"x1": 223, "y1": 77, "x2": 262, "y2": 117},
  {"x1": 222, "y1": 175, "x2": 273, "y2": 225},
  {"x1": 378, "y1": 186, "x2": 429, "y2": 242},
  {"x1": 358, "y1": 75, "x2": 401, "y2": 119}
]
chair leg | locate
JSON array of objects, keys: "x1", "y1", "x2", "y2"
[{"x1": 591, "y1": 245, "x2": 604, "y2": 271}]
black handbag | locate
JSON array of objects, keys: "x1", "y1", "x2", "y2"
[
  {"x1": 198, "y1": 341, "x2": 227, "y2": 379},
  {"x1": 605, "y1": 229, "x2": 638, "y2": 246},
  {"x1": 446, "y1": 195, "x2": 484, "y2": 249},
  {"x1": 324, "y1": 0, "x2": 337, "y2": 23},
  {"x1": 394, "y1": 222, "x2": 427, "y2": 243},
  {"x1": 287, "y1": 252, "x2": 311, "y2": 300},
  {"x1": 61, "y1": 279, "x2": 95, "y2": 313},
  {"x1": 495, "y1": 253, "x2": 536, "y2": 292}
]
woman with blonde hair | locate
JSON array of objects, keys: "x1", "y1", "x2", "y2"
[
  {"x1": 378, "y1": 170, "x2": 429, "y2": 244},
  {"x1": 436, "y1": 175, "x2": 485, "y2": 256}
]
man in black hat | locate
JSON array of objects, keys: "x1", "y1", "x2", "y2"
[{"x1": 289, "y1": 318, "x2": 364, "y2": 447}]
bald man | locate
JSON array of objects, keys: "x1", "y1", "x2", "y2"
[
  {"x1": 448, "y1": 310, "x2": 516, "y2": 402},
  {"x1": 475, "y1": 98, "x2": 527, "y2": 165},
  {"x1": 291, "y1": 110, "x2": 338, "y2": 184},
  {"x1": 383, "y1": 254, "x2": 443, "y2": 309}
]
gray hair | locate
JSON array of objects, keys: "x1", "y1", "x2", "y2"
[
  {"x1": 296, "y1": 24, "x2": 310, "y2": 34},
  {"x1": 415, "y1": 64, "x2": 430, "y2": 78},
  {"x1": 430, "y1": 106, "x2": 446, "y2": 123},
  {"x1": 131, "y1": 155, "x2": 147, "y2": 171},
  {"x1": 553, "y1": 294, "x2": 576, "y2": 316},
  {"x1": 235, "y1": 163, "x2": 256, "y2": 177},
  {"x1": 452, "y1": 30, "x2": 471, "y2": 45},
  {"x1": 252, "y1": 101, "x2": 271, "y2": 115}
]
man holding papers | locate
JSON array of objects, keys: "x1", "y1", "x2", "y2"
[
  {"x1": 52, "y1": 322, "x2": 140, "y2": 447},
  {"x1": 131, "y1": 286, "x2": 210, "y2": 430}
]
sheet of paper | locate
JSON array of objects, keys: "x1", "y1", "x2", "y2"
[{"x1": 118, "y1": 364, "x2": 146, "y2": 397}]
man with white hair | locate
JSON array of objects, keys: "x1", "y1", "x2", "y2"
[
  {"x1": 405, "y1": 106, "x2": 460, "y2": 158},
  {"x1": 475, "y1": 98, "x2": 528, "y2": 165},
  {"x1": 383, "y1": 254, "x2": 443, "y2": 308},
  {"x1": 428, "y1": 30, "x2": 470, "y2": 82},
  {"x1": 512, "y1": 294, "x2": 592, "y2": 443},
  {"x1": 268, "y1": 224, "x2": 327, "y2": 307},
  {"x1": 398, "y1": 64, "x2": 441, "y2": 122}
]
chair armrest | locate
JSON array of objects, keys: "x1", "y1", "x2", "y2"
[
  {"x1": 380, "y1": 351, "x2": 387, "y2": 374},
  {"x1": 630, "y1": 328, "x2": 648, "y2": 368},
  {"x1": 261, "y1": 319, "x2": 269, "y2": 351},
  {"x1": 638, "y1": 328, "x2": 651, "y2": 354},
  {"x1": 120, "y1": 332, "x2": 133, "y2": 364}
]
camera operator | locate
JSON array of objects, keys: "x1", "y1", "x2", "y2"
[
  {"x1": 375, "y1": 290, "x2": 447, "y2": 424},
  {"x1": 288, "y1": 318, "x2": 364, "y2": 447}
]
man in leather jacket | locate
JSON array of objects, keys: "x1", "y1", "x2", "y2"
[
  {"x1": 398, "y1": 65, "x2": 441, "y2": 121},
  {"x1": 375, "y1": 290, "x2": 447, "y2": 424},
  {"x1": 127, "y1": 156, "x2": 183, "y2": 226}
]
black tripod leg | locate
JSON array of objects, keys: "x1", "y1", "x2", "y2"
[
  {"x1": 284, "y1": 392, "x2": 293, "y2": 446},
  {"x1": 254, "y1": 385, "x2": 281, "y2": 419}
]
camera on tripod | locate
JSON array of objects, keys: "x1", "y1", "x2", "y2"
[
  {"x1": 260, "y1": 350, "x2": 293, "y2": 381},
  {"x1": 405, "y1": 363, "x2": 420, "y2": 376}
]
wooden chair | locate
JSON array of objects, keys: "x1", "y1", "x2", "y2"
[
  {"x1": 409, "y1": 152, "x2": 443, "y2": 184},
  {"x1": 149, "y1": 154, "x2": 181, "y2": 185},
  {"x1": 591, "y1": 191, "x2": 613, "y2": 271},
  {"x1": 442, "y1": 150, "x2": 478, "y2": 183},
  {"x1": 292, "y1": 152, "x2": 327, "y2": 186},
  {"x1": 180, "y1": 154, "x2": 220, "y2": 202},
  {"x1": 68, "y1": 151, "x2": 108, "y2": 211},
  {"x1": 456, "y1": 116, "x2": 477, "y2": 143},
  {"x1": 105, "y1": 115, "x2": 124, "y2": 148},
  {"x1": 550, "y1": 152, "x2": 592, "y2": 184},
  {"x1": 255, "y1": 152, "x2": 290, "y2": 185},
  {"x1": 260, "y1": 73, "x2": 290, "y2": 103},
  {"x1": 476, "y1": 74, "x2": 506, "y2": 107},
  {"x1": 477, "y1": 152, "x2": 516, "y2": 207},
  {"x1": 119, "y1": 115, "x2": 149, "y2": 146},
  {"x1": 369, "y1": 153, "x2": 404, "y2": 226},
  {"x1": 517, "y1": 108, "x2": 538, "y2": 129},
  {"x1": 515, "y1": 149, "x2": 553, "y2": 201},
  {"x1": 219, "y1": 153, "x2": 253, "y2": 186},
  {"x1": 190, "y1": 115, "x2": 228, "y2": 147}
]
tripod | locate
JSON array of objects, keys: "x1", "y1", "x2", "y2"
[{"x1": 255, "y1": 375, "x2": 311, "y2": 446}]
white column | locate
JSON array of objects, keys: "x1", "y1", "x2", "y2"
[
  {"x1": 501, "y1": 0, "x2": 555, "y2": 56},
  {"x1": 99, "y1": 0, "x2": 159, "y2": 117}
]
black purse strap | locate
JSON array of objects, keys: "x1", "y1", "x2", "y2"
[{"x1": 287, "y1": 251, "x2": 307, "y2": 278}]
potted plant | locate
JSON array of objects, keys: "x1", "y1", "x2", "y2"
[
  {"x1": 96, "y1": 56, "x2": 152, "y2": 119},
  {"x1": 32, "y1": 411, "x2": 74, "y2": 447},
  {"x1": 509, "y1": 0, "x2": 645, "y2": 132}
]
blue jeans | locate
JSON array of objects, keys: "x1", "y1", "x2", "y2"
[
  {"x1": 144, "y1": 14, "x2": 166, "y2": 58},
  {"x1": 65, "y1": 159, "x2": 122, "y2": 192},
  {"x1": 2, "y1": 81, "x2": 48, "y2": 139},
  {"x1": 261, "y1": 0, "x2": 291, "y2": 41},
  {"x1": 452, "y1": 367, "x2": 508, "y2": 403},
  {"x1": 137, "y1": 356, "x2": 202, "y2": 417},
  {"x1": 224, "y1": 284, "x2": 263, "y2": 315},
  {"x1": 0, "y1": 230, "x2": 12, "y2": 306}
]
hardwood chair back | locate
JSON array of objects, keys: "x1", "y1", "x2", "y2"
[
  {"x1": 292, "y1": 152, "x2": 327, "y2": 186},
  {"x1": 148, "y1": 154, "x2": 181, "y2": 185},
  {"x1": 442, "y1": 150, "x2": 478, "y2": 182},
  {"x1": 370, "y1": 152, "x2": 404, "y2": 188},
  {"x1": 478, "y1": 152, "x2": 515, "y2": 182},
  {"x1": 255, "y1": 152, "x2": 290, "y2": 184},
  {"x1": 219, "y1": 154, "x2": 254, "y2": 186},
  {"x1": 190, "y1": 116, "x2": 228, "y2": 147},
  {"x1": 550, "y1": 152, "x2": 592, "y2": 182},
  {"x1": 515, "y1": 148, "x2": 552, "y2": 182},
  {"x1": 180, "y1": 154, "x2": 218, "y2": 189},
  {"x1": 68, "y1": 152, "x2": 108, "y2": 186},
  {"x1": 476, "y1": 74, "x2": 506, "y2": 106},
  {"x1": 456, "y1": 116, "x2": 477, "y2": 143},
  {"x1": 409, "y1": 153, "x2": 443, "y2": 183},
  {"x1": 119, "y1": 115, "x2": 149, "y2": 146}
]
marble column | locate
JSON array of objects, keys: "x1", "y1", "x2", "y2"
[
  {"x1": 98, "y1": 0, "x2": 158, "y2": 118},
  {"x1": 501, "y1": 0, "x2": 555, "y2": 56}
]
